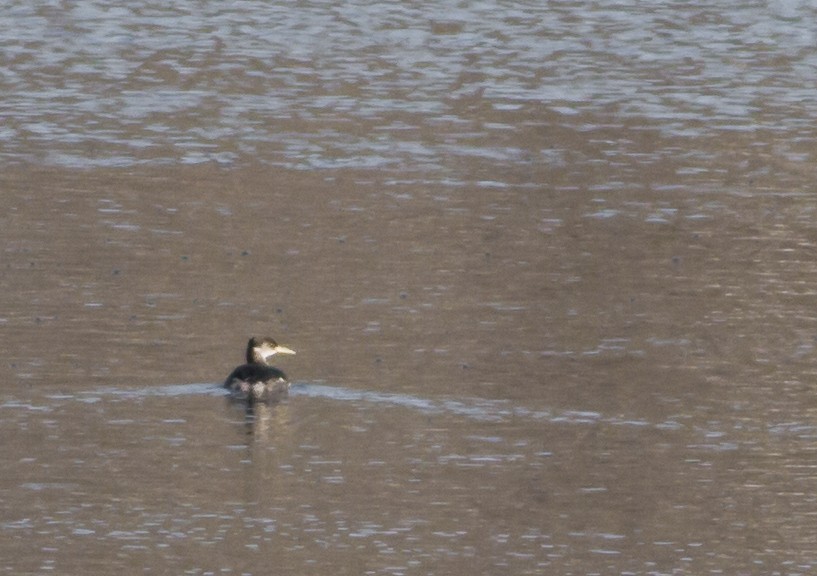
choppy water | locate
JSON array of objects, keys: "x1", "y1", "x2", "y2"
[
  {"x1": 3, "y1": 0, "x2": 817, "y2": 173},
  {"x1": 3, "y1": 1, "x2": 817, "y2": 574}
]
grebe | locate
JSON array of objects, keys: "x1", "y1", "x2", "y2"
[{"x1": 224, "y1": 336, "x2": 296, "y2": 403}]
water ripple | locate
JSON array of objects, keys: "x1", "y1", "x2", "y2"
[{"x1": 1, "y1": 1, "x2": 814, "y2": 171}]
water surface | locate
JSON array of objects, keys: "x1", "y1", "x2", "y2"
[{"x1": 3, "y1": 1, "x2": 817, "y2": 574}]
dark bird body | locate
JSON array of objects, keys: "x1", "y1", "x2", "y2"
[{"x1": 224, "y1": 337, "x2": 296, "y2": 403}]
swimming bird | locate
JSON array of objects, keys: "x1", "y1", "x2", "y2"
[{"x1": 224, "y1": 336, "x2": 296, "y2": 403}]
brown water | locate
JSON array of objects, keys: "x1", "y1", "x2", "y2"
[{"x1": 3, "y1": 2, "x2": 817, "y2": 575}]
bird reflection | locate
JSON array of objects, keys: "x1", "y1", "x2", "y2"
[{"x1": 226, "y1": 396, "x2": 292, "y2": 442}]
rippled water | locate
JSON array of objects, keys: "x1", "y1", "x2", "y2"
[
  {"x1": 3, "y1": 0, "x2": 817, "y2": 173},
  {"x1": 3, "y1": 1, "x2": 817, "y2": 574}
]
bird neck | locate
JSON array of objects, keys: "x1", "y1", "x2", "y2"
[{"x1": 246, "y1": 341, "x2": 266, "y2": 364}]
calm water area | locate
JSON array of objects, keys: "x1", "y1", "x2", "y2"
[{"x1": 3, "y1": 1, "x2": 817, "y2": 574}]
